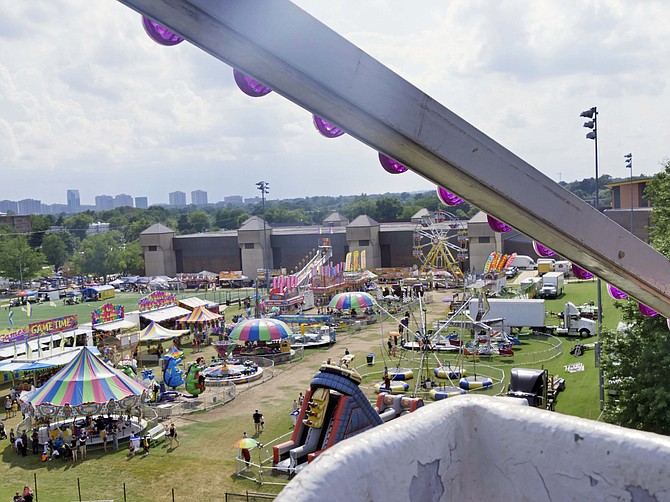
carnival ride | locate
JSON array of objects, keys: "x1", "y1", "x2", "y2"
[
  {"x1": 21, "y1": 347, "x2": 148, "y2": 445},
  {"x1": 412, "y1": 210, "x2": 467, "y2": 284},
  {"x1": 378, "y1": 292, "x2": 504, "y2": 400}
]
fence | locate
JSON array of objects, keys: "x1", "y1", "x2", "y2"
[{"x1": 225, "y1": 492, "x2": 276, "y2": 502}]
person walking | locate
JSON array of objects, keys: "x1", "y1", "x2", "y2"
[
  {"x1": 4, "y1": 396, "x2": 11, "y2": 419},
  {"x1": 31, "y1": 428, "x2": 39, "y2": 455},
  {"x1": 252, "y1": 410, "x2": 264, "y2": 434},
  {"x1": 168, "y1": 423, "x2": 180, "y2": 448},
  {"x1": 70, "y1": 436, "x2": 78, "y2": 462}
]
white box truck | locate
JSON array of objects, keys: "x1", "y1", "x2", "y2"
[
  {"x1": 468, "y1": 298, "x2": 546, "y2": 333},
  {"x1": 509, "y1": 255, "x2": 536, "y2": 270},
  {"x1": 539, "y1": 271, "x2": 564, "y2": 298}
]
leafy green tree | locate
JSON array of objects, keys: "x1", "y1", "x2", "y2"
[
  {"x1": 63, "y1": 212, "x2": 95, "y2": 241},
  {"x1": 28, "y1": 215, "x2": 53, "y2": 248},
  {"x1": 41, "y1": 233, "x2": 72, "y2": 271},
  {"x1": 214, "y1": 208, "x2": 249, "y2": 230},
  {"x1": 601, "y1": 159, "x2": 670, "y2": 434},
  {"x1": 119, "y1": 241, "x2": 145, "y2": 275},
  {"x1": 188, "y1": 212, "x2": 211, "y2": 233},
  {"x1": 601, "y1": 301, "x2": 670, "y2": 434},
  {"x1": 374, "y1": 196, "x2": 403, "y2": 221},
  {"x1": 0, "y1": 235, "x2": 45, "y2": 283},
  {"x1": 344, "y1": 196, "x2": 377, "y2": 220},
  {"x1": 74, "y1": 232, "x2": 125, "y2": 279},
  {"x1": 646, "y1": 162, "x2": 670, "y2": 257}
]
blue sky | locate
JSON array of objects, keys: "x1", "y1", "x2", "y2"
[{"x1": 1, "y1": 1, "x2": 669, "y2": 206}]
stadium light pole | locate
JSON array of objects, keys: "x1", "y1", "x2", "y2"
[
  {"x1": 256, "y1": 181, "x2": 270, "y2": 294},
  {"x1": 581, "y1": 106, "x2": 604, "y2": 410},
  {"x1": 625, "y1": 153, "x2": 633, "y2": 234}
]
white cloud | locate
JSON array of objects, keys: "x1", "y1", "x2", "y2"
[{"x1": 1, "y1": 0, "x2": 669, "y2": 206}]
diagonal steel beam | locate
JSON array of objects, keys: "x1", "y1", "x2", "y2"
[{"x1": 117, "y1": 0, "x2": 670, "y2": 317}]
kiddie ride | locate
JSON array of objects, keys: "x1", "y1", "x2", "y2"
[{"x1": 272, "y1": 363, "x2": 423, "y2": 477}]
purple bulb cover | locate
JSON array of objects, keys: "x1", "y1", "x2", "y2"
[
  {"x1": 436, "y1": 186, "x2": 463, "y2": 206},
  {"x1": 378, "y1": 153, "x2": 409, "y2": 174},
  {"x1": 233, "y1": 68, "x2": 272, "y2": 97},
  {"x1": 532, "y1": 241, "x2": 555, "y2": 257},
  {"x1": 571, "y1": 264, "x2": 593, "y2": 280},
  {"x1": 487, "y1": 215, "x2": 511, "y2": 233},
  {"x1": 142, "y1": 17, "x2": 184, "y2": 46},
  {"x1": 313, "y1": 115, "x2": 345, "y2": 138},
  {"x1": 638, "y1": 303, "x2": 658, "y2": 317},
  {"x1": 607, "y1": 284, "x2": 628, "y2": 300}
]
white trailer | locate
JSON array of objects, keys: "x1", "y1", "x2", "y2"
[{"x1": 468, "y1": 298, "x2": 546, "y2": 333}]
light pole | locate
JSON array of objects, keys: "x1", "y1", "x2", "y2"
[
  {"x1": 625, "y1": 153, "x2": 633, "y2": 234},
  {"x1": 256, "y1": 180, "x2": 270, "y2": 294},
  {"x1": 581, "y1": 106, "x2": 604, "y2": 410}
]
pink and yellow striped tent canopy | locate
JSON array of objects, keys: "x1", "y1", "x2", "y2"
[
  {"x1": 139, "y1": 321, "x2": 189, "y2": 341},
  {"x1": 179, "y1": 305, "x2": 222, "y2": 323},
  {"x1": 29, "y1": 347, "x2": 147, "y2": 410}
]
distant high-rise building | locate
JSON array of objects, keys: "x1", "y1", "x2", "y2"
[
  {"x1": 191, "y1": 190, "x2": 208, "y2": 206},
  {"x1": 95, "y1": 195, "x2": 114, "y2": 212},
  {"x1": 49, "y1": 204, "x2": 68, "y2": 214},
  {"x1": 18, "y1": 199, "x2": 42, "y2": 215},
  {"x1": 67, "y1": 189, "x2": 81, "y2": 213},
  {"x1": 0, "y1": 200, "x2": 18, "y2": 214},
  {"x1": 223, "y1": 195, "x2": 244, "y2": 205},
  {"x1": 135, "y1": 196, "x2": 149, "y2": 209},
  {"x1": 169, "y1": 191, "x2": 187, "y2": 207},
  {"x1": 244, "y1": 196, "x2": 262, "y2": 204},
  {"x1": 114, "y1": 194, "x2": 134, "y2": 208}
]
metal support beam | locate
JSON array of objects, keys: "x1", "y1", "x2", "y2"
[{"x1": 117, "y1": 0, "x2": 670, "y2": 317}]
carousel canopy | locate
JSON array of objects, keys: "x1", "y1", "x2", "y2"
[
  {"x1": 0, "y1": 346, "x2": 101, "y2": 373},
  {"x1": 138, "y1": 321, "x2": 189, "y2": 341},
  {"x1": 179, "y1": 305, "x2": 222, "y2": 323},
  {"x1": 328, "y1": 291, "x2": 376, "y2": 310},
  {"x1": 229, "y1": 318, "x2": 293, "y2": 342},
  {"x1": 28, "y1": 347, "x2": 146, "y2": 413}
]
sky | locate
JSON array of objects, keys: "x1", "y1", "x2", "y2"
[{"x1": 1, "y1": 1, "x2": 669, "y2": 206}]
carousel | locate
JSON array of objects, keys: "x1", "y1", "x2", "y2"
[{"x1": 20, "y1": 347, "x2": 148, "y2": 446}]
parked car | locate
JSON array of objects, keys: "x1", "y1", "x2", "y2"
[{"x1": 504, "y1": 266, "x2": 518, "y2": 279}]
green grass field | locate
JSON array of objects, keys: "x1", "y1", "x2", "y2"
[{"x1": 0, "y1": 280, "x2": 618, "y2": 500}]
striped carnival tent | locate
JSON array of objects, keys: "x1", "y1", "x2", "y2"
[
  {"x1": 179, "y1": 305, "x2": 222, "y2": 323},
  {"x1": 139, "y1": 321, "x2": 189, "y2": 341},
  {"x1": 27, "y1": 347, "x2": 147, "y2": 419},
  {"x1": 229, "y1": 318, "x2": 293, "y2": 342}
]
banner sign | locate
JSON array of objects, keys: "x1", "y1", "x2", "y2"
[
  {"x1": 0, "y1": 314, "x2": 79, "y2": 346},
  {"x1": 138, "y1": 291, "x2": 177, "y2": 312},
  {"x1": 91, "y1": 303, "x2": 125, "y2": 326}
]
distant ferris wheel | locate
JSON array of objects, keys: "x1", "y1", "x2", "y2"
[{"x1": 412, "y1": 210, "x2": 468, "y2": 281}]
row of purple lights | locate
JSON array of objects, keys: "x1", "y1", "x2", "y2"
[{"x1": 142, "y1": 18, "x2": 660, "y2": 319}]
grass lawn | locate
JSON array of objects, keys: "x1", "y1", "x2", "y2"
[
  {"x1": 0, "y1": 280, "x2": 618, "y2": 500},
  {"x1": 0, "y1": 289, "x2": 254, "y2": 331}
]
